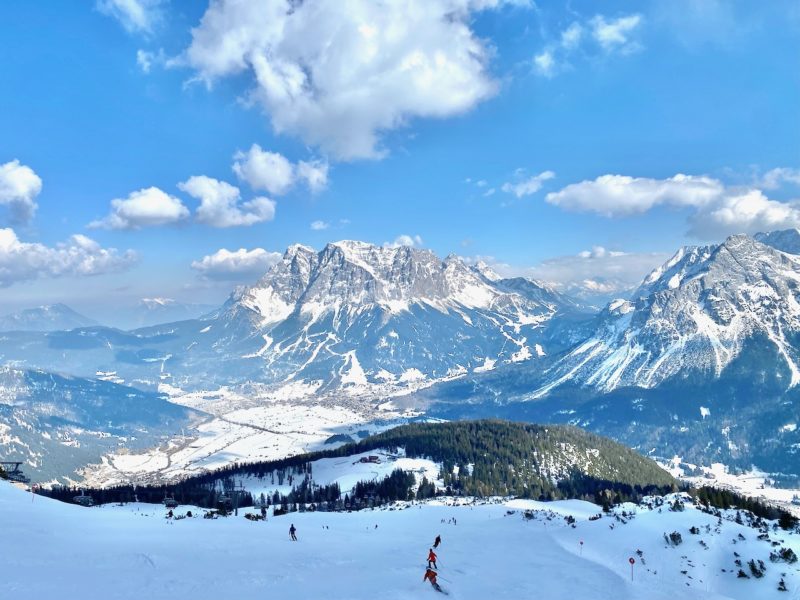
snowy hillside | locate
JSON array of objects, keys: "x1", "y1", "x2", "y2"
[
  {"x1": 3, "y1": 480, "x2": 800, "y2": 599},
  {"x1": 0, "y1": 367, "x2": 202, "y2": 483}
]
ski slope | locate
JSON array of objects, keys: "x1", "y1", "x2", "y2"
[{"x1": 1, "y1": 482, "x2": 798, "y2": 599}]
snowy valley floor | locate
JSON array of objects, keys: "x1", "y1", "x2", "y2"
[{"x1": 2, "y1": 483, "x2": 800, "y2": 599}]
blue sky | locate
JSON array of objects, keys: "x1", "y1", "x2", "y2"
[{"x1": 0, "y1": 0, "x2": 798, "y2": 315}]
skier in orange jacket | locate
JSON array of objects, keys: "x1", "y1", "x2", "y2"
[
  {"x1": 423, "y1": 567, "x2": 443, "y2": 592},
  {"x1": 427, "y1": 548, "x2": 438, "y2": 569}
]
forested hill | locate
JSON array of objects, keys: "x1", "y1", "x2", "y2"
[
  {"x1": 350, "y1": 420, "x2": 677, "y2": 493},
  {"x1": 42, "y1": 420, "x2": 677, "y2": 507}
]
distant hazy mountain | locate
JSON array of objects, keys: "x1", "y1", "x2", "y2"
[
  {"x1": 0, "y1": 304, "x2": 97, "y2": 332},
  {"x1": 97, "y1": 298, "x2": 217, "y2": 330}
]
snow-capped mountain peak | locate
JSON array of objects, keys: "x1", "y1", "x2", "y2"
[
  {"x1": 219, "y1": 240, "x2": 587, "y2": 391},
  {"x1": 534, "y1": 232, "x2": 800, "y2": 395}
]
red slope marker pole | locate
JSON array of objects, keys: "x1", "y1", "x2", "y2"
[
  {"x1": 579, "y1": 540, "x2": 583, "y2": 556},
  {"x1": 629, "y1": 557, "x2": 635, "y2": 582}
]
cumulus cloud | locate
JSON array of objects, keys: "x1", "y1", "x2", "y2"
[
  {"x1": 547, "y1": 171, "x2": 800, "y2": 239},
  {"x1": 90, "y1": 186, "x2": 189, "y2": 230},
  {"x1": 501, "y1": 170, "x2": 555, "y2": 198},
  {"x1": 179, "y1": 175, "x2": 275, "y2": 228},
  {"x1": 96, "y1": 0, "x2": 163, "y2": 34},
  {"x1": 385, "y1": 234, "x2": 424, "y2": 248},
  {"x1": 533, "y1": 13, "x2": 642, "y2": 77},
  {"x1": 545, "y1": 174, "x2": 723, "y2": 216},
  {"x1": 0, "y1": 160, "x2": 42, "y2": 224},
  {"x1": 182, "y1": 0, "x2": 524, "y2": 160},
  {"x1": 310, "y1": 220, "x2": 329, "y2": 231},
  {"x1": 232, "y1": 144, "x2": 295, "y2": 195},
  {"x1": 0, "y1": 228, "x2": 137, "y2": 287},
  {"x1": 688, "y1": 190, "x2": 800, "y2": 238},
  {"x1": 232, "y1": 144, "x2": 328, "y2": 195},
  {"x1": 191, "y1": 247, "x2": 281, "y2": 281}
]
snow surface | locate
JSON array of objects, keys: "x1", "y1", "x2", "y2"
[{"x1": 2, "y1": 482, "x2": 799, "y2": 599}]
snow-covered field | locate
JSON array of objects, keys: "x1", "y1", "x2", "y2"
[
  {"x1": 80, "y1": 388, "x2": 412, "y2": 487},
  {"x1": 242, "y1": 448, "x2": 442, "y2": 500},
  {"x1": 3, "y1": 481, "x2": 800, "y2": 599}
]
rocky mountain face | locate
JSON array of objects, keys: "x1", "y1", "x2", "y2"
[
  {"x1": 0, "y1": 304, "x2": 97, "y2": 332},
  {"x1": 194, "y1": 241, "x2": 589, "y2": 391},
  {"x1": 531, "y1": 234, "x2": 800, "y2": 396}
]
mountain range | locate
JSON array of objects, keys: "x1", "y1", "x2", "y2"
[
  {"x1": 3, "y1": 232, "x2": 800, "y2": 481},
  {"x1": 420, "y1": 229, "x2": 800, "y2": 474}
]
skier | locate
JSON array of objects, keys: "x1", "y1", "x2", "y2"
[
  {"x1": 290, "y1": 524, "x2": 297, "y2": 541},
  {"x1": 260, "y1": 506, "x2": 267, "y2": 519},
  {"x1": 433, "y1": 534, "x2": 442, "y2": 549},
  {"x1": 427, "y1": 548, "x2": 438, "y2": 569},
  {"x1": 423, "y1": 568, "x2": 444, "y2": 593}
]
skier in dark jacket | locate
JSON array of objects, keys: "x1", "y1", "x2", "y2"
[
  {"x1": 427, "y1": 548, "x2": 438, "y2": 569},
  {"x1": 433, "y1": 534, "x2": 442, "y2": 549},
  {"x1": 423, "y1": 568, "x2": 443, "y2": 593},
  {"x1": 290, "y1": 524, "x2": 297, "y2": 541}
]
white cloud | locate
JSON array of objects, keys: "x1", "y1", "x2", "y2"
[
  {"x1": 688, "y1": 190, "x2": 800, "y2": 238},
  {"x1": 182, "y1": 0, "x2": 523, "y2": 160},
  {"x1": 136, "y1": 48, "x2": 165, "y2": 73},
  {"x1": 591, "y1": 14, "x2": 643, "y2": 52},
  {"x1": 0, "y1": 228, "x2": 137, "y2": 287},
  {"x1": 547, "y1": 171, "x2": 800, "y2": 239},
  {"x1": 545, "y1": 174, "x2": 723, "y2": 216},
  {"x1": 759, "y1": 167, "x2": 800, "y2": 190},
  {"x1": 533, "y1": 50, "x2": 556, "y2": 77},
  {"x1": 96, "y1": 0, "x2": 163, "y2": 34},
  {"x1": 179, "y1": 175, "x2": 275, "y2": 228},
  {"x1": 232, "y1": 144, "x2": 295, "y2": 195},
  {"x1": 501, "y1": 170, "x2": 555, "y2": 198},
  {"x1": 232, "y1": 144, "x2": 328, "y2": 195},
  {"x1": 90, "y1": 186, "x2": 189, "y2": 230},
  {"x1": 191, "y1": 247, "x2": 281, "y2": 281},
  {"x1": 310, "y1": 220, "x2": 329, "y2": 231},
  {"x1": 533, "y1": 13, "x2": 642, "y2": 78},
  {"x1": 560, "y1": 22, "x2": 583, "y2": 50},
  {"x1": 385, "y1": 234, "x2": 424, "y2": 248},
  {"x1": 0, "y1": 160, "x2": 42, "y2": 224},
  {"x1": 297, "y1": 160, "x2": 329, "y2": 194}
]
